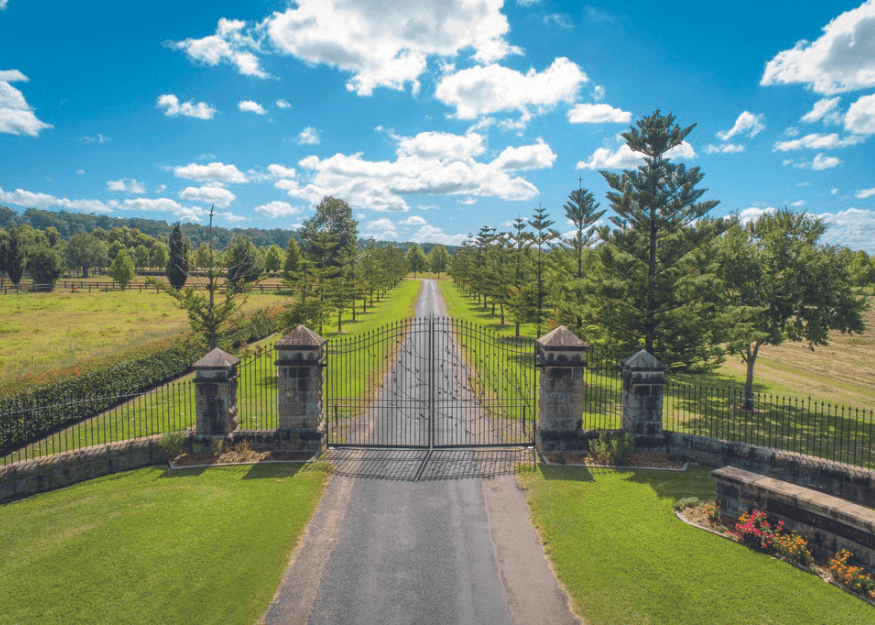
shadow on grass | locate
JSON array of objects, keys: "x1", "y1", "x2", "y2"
[
  {"x1": 536, "y1": 464, "x2": 595, "y2": 482},
  {"x1": 242, "y1": 462, "x2": 304, "y2": 480},
  {"x1": 158, "y1": 466, "x2": 208, "y2": 478},
  {"x1": 624, "y1": 465, "x2": 716, "y2": 502}
]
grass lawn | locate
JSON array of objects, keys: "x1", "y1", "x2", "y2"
[
  {"x1": 518, "y1": 464, "x2": 874, "y2": 624},
  {"x1": 0, "y1": 289, "x2": 290, "y2": 383},
  {"x1": 0, "y1": 463, "x2": 329, "y2": 625}
]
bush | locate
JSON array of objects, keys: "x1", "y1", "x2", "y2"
[
  {"x1": 728, "y1": 510, "x2": 783, "y2": 551},
  {"x1": 673, "y1": 497, "x2": 701, "y2": 511},
  {"x1": 159, "y1": 430, "x2": 186, "y2": 457},
  {"x1": 829, "y1": 550, "x2": 875, "y2": 598},
  {"x1": 774, "y1": 531, "x2": 814, "y2": 567},
  {"x1": 588, "y1": 431, "x2": 635, "y2": 465}
]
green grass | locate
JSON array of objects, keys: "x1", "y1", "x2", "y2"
[
  {"x1": 437, "y1": 278, "x2": 540, "y2": 339},
  {"x1": 0, "y1": 463, "x2": 330, "y2": 625},
  {"x1": 518, "y1": 464, "x2": 875, "y2": 624}
]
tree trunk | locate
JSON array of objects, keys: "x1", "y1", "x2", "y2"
[{"x1": 743, "y1": 342, "x2": 761, "y2": 411}]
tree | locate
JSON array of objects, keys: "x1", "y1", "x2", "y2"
[
  {"x1": 28, "y1": 245, "x2": 64, "y2": 290},
  {"x1": 528, "y1": 207, "x2": 559, "y2": 337},
  {"x1": 405, "y1": 244, "x2": 428, "y2": 278},
  {"x1": 134, "y1": 244, "x2": 150, "y2": 270},
  {"x1": 559, "y1": 187, "x2": 605, "y2": 331},
  {"x1": 166, "y1": 222, "x2": 190, "y2": 289},
  {"x1": 264, "y1": 244, "x2": 283, "y2": 274},
  {"x1": 298, "y1": 196, "x2": 358, "y2": 267},
  {"x1": 108, "y1": 248, "x2": 136, "y2": 290},
  {"x1": 428, "y1": 244, "x2": 451, "y2": 278},
  {"x1": 65, "y1": 232, "x2": 108, "y2": 278},
  {"x1": 590, "y1": 110, "x2": 727, "y2": 369},
  {"x1": 717, "y1": 208, "x2": 867, "y2": 409},
  {"x1": 149, "y1": 242, "x2": 169, "y2": 271},
  {"x1": 224, "y1": 234, "x2": 263, "y2": 290},
  {"x1": 0, "y1": 227, "x2": 28, "y2": 285}
]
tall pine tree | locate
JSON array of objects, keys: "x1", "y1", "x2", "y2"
[{"x1": 166, "y1": 222, "x2": 190, "y2": 289}]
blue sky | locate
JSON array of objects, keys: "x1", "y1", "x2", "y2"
[{"x1": 2, "y1": 1, "x2": 875, "y2": 251}]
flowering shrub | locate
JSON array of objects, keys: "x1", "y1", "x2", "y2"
[
  {"x1": 704, "y1": 501, "x2": 720, "y2": 522},
  {"x1": 728, "y1": 510, "x2": 784, "y2": 551},
  {"x1": 829, "y1": 549, "x2": 875, "y2": 598},
  {"x1": 774, "y1": 531, "x2": 814, "y2": 566}
]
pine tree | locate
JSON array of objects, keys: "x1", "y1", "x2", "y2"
[
  {"x1": 560, "y1": 187, "x2": 605, "y2": 331},
  {"x1": 166, "y1": 222, "x2": 190, "y2": 289}
]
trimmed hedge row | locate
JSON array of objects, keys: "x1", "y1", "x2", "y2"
[{"x1": 0, "y1": 306, "x2": 284, "y2": 456}]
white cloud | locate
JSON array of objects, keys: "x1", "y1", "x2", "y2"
[
  {"x1": 0, "y1": 69, "x2": 52, "y2": 136},
  {"x1": 435, "y1": 57, "x2": 587, "y2": 121},
  {"x1": 576, "y1": 141, "x2": 696, "y2": 170},
  {"x1": 845, "y1": 93, "x2": 875, "y2": 134},
  {"x1": 157, "y1": 94, "x2": 217, "y2": 119},
  {"x1": 238, "y1": 100, "x2": 266, "y2": 115},
  {"x1": 106, "y1": 178, "x2": 146, "y2": 194},
  {"x1": 738, "y1": 206, "x2": 777, "y2": 224},
  {"x1": 76, "y1": 169, "x2": 85, "y2": 175},
  {"x1": 401, "y1": 215, "x2": 427, "y2": 226},
  {"x1": 761, "y1": 1, "x2": 875, "y2": 95},
  {"x1": 297, "y1": 126, "x2": 320, "y2": 145},
  {"x1": 284, "y1": 129, "x2": 541, "y2": 211},
  {"x1": 791, "y1": 200, "x2": 806, "y2": 207},
  {"x1": 832, "y1": 187, "x2": 840, "y2": 195},
  {"x1": 0, "y1": 1, "x2": 7, "y2": 10},
  {"x1": 705, "y1": 143, "x2": 745, "y2": 154},
  {"x1": 81, "y1": 134, "x2": 111, "y2": 144},
  {"x1": 801, "y1": 97, "x2": 841, "y2": 123},
  {"x1": 264, "y1": 0, "x2": 521, "y2": 95},
  {"x1": 362, "y1": 217, "x2": 399, "y2": 239},
  {"x1": 716, "y1": 111, "x2": 765, "y2": 140},
  {"x1": 459, "y1": 197, "x2": 477, "y2": 205},
  {"x1": 784, "y1": 126, "x2": 800, "y2": 137},
  {"x1": 812, "y1": 152, "x2": 842, "y2": 170},
  {"x1": 222, "y1": 212, "x2": 248, "y2": 223},
  {"x1": 410, "y1": 224, "x2": 470, "y2": 245},
  {"x1": 773, "y1": 132, "x2": 865, "y2": 151},
  {"x1": 490, "y1": 138, "x2": 557, "y2": 170},
  {"x1": 856, "y1": 186, "x2": 875, "y2": 199},
  {"x1": 567, "y1": 103, "x2": 631, "y2": 124},
  {"x1": 819, "y1": 208, "x2": 875, "y2": 252},
  {"x1": 268, "y1": 164, "x2": 297, "y2": 179},
  {"x1": 591, "y1": 85, "x2": 605, "y2": 102},
  {"x1": 254, "y1": 200, "x2": 302, "y2": 218},
  {"x1": 0, "y1": 185, "x2": 112, "y2": 212},
  {"x1": 167, "y1": 18, "x2": 267, "y2": 78},
  {"x1": 179, "y1": 185, "x2": 236, "y2": 208},
  {"x1": 173, "y1": 161, "x2": 248, "y2": 183},
  {"x1": 276, "y1": 99, "x2": 291, "y2": 109}
]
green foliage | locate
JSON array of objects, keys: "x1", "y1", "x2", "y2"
[
  {"x1": 0, "y1": 227, "x2": 27, "y2": 285},
  {"x1": 556, "y1": 188, "x2": 605, "y2": 331},
  {"x1": 405, "y1": 243, "x2": 428, "y2": 276},
  {"x1": 64, "y1": 232, "x2": 108, "y2": 278},
  {"x1": 27, "y1": 245, "x2": 64, "y2": 289},
  {"x1": 159, "y1": 429, "x2": 186, "y2": 457},
  {"x1": 107, "y1": 248, "x2": 136, "y2": 289},
  {"x1": 673, "y1": 496, "x2": 701, "y2": 511},
  {"x1": 264, "y1": 244, "x2": 283, "y2": 274},
  {"x1": 428, "y1": 244, "x2": 451, "y2": 277},
  {"x1": 298, "y1": 196, "x2": 358, "y2": 267},
  {"x1": 166, "y1": 222, "x2": 190, "y2": 289},
  {"x1": 587, "y1": 431, "x2": 635, "y2": 465},
  {"x1": 225, "y1": 234, "x2": 263, "y2": 289},
  {"x1": 588, "y1": 110, "x2": 727, "y2": 369}
]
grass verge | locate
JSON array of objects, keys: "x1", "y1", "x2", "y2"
[
  {"x1": 518, "y1": 464, "x2": 874, "y2": 624},
  {"x1": 0, "y1": 463, "x2": 330, "y2": 625}
]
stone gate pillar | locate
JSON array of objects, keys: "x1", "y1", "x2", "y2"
[
  {"x1": 275, "y1": 325, "x2": 327, "y2": 451},
  {"x1": 193, "y1": 348, "x2": 240, "y2": 436},
  {"x1": 536, "y1": 326, "x2": 588, "y2": 451},
  {"x1": 621, "y1": 350, "x2": 667, "y2": 440}
]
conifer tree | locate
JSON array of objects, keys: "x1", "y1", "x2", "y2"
[{"x1": 166, "y1": 222, "x2": 190, "y2": 289}]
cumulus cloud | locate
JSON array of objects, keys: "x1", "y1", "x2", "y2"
[
  {"x1": 173, "y1": 161, "x2": 248, "y2": 183},
  {"x1": 361, "y1": 217, "x2": 399, "y2": 239},
  {"x1": 401, "y1": 215, "x2": 427, "y2": 226},
  {"x1": 0, "y1": 69, "x2": 52, "y2": 136},
  {"x1": 705, "y1": 143, "x2": 745, "y2": 154},
  {"x1": 773, "y1": 132, "x2": 865, "y2": 151},
  {"x1": 716, "y1": 111, "x2": 765, "y2": 140},
  {"x1": 106, "y1": 179, "x2": 146, "y2": 194},
  {"x1": 166, "y1": 18, "x2": 267, "y2": 78},
  {"x1": 0, "y1": 185, "x2": 112, "y2": 212},
  {"x1": 856, "y1": 186, "x2": 875, "y2": 198},
  {"x1": 761, "y1": 1, "x2": 875, "y2": 95},
  {"x1": 297, "y1": 126, "x2": 320, "y2": 145},
  {"x1": 819, "y1": 207, "x2": 875, "y2": 252},
  {"x1": 812, "y1": 153, "x2": 842, "y2": 169},
  {"x1": 222, "y1": 212, "x2": 248, "y2": 223},
  {"x1": 845, "y1": 93, "x2": 875, "y2": 134},
  {"x1": 157, "y1": 94, "x2": 217, "y2": 119},
  {"x1": 238, "y1": 100, "x2": 266, "y2": 115},
  {"x1": 576, "y1": 140, "x2": 696, "y2": 170},
  {"x1": 801, "y1": 97, "x2": 842, "y2": 123},
  {"x1": 263, "y1": 0, "x2": 521, "y2": 95},
  {"x1": 179, "y1": 185, "x2": 236, "y2": 207},
  {"x1": 276, "y1": 99, "x2": 291, "y2": 109},
  {"x1": 0, "y1": 1, "x2": 7, "y2": 10},
  {"x1": 435, "y1": 57, "x2": 587, "y2": 121},
  {"x1": 255, "y1": 201, "x2": 302, "y2": 218},
  {"x1": 268, "y1": 164, "x2": 297, "y2": 178},
  {"x1": 567, "y1": 103, "x2": 631, "y2": 124},
  {"x1": 490, "y1": 138, "x2": 557, "y2": 170},
  {"x1": 280, "y1": 130, "x2": 541, "y2": 211},
  {"x1": 738, "y1": 206, "x2": 777, "y2": 224}
]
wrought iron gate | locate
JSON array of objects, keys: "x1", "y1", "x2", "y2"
[{"x1": 325, "y1": 318, "x2": 537, "y2": 448}]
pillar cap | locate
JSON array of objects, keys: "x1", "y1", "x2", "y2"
[
  {"x1": 193, "y1": 347, "x2": 240, "y2": 370},
  {"x1": 536, "y1": 325, "x2": 588, "y2": 365},
  {"x1": 275, "y1": 324, "x2": 327, "y2": 350},
  {"x1": 621, "y1": 349, "x2": 666, "y2": 384}
]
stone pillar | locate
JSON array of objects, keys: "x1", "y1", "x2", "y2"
[
  {"x1": 192, "y1": 348, "x2": 241, "y2": 436},
  {"x1": 621, "y1": 350, "x2": 667, "y2": 439},
  {"x1": 536, "y1": 326, "x2": 588, "y2": 451},
  {"x1": 275, "y1": 325, "x2": 327, "y2": 450}
]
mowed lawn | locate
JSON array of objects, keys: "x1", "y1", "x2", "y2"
[
  {"x1": 0, "y1": 463, "x2": 330, "y2": 625},
  {"x1": 0, "y1": 289, "x2": 290, "y2": 383},
  {"x1": 519, "y1": 465, "x2": 874, "y2": 624}
]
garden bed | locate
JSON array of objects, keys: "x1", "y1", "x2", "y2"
[{"x1": 542, "y1": 449, "x2": 688, "y2": 470}]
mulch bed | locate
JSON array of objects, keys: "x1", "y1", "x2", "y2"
[
  {"x1": 543, "y1": 450, "x2": 687, "y2": 470},
  {"x1": 170, "y1": 448, "x2": 317, "y2": 467}
]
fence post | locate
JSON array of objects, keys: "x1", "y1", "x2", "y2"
[
  {"x1": 621, "y1": 350, "x2": 667, "y2": 442},
  {"x1": 192, "y1": 348, "x2": 241, "y2": 436},
  {"x1": 275, "y1": 325, "x2": 327, "y2": 452},
  {"x1": 535, "y1": 326, "x2": 588, "y2": 452}
]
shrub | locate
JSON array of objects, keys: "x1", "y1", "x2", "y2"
[
  {"x1": 588, "y1": 431, "x2": 636, "y2": 465},
  {"x1": 209, "y1": 437, "x2": 225, "y2": 456},
  {"x1": 774, "y1": 531, "x2": 814, "y2": 567},
  {"x1": 727, "y1": 510, "x2": 783, "y2": 551},
  {"x1": 829, "y1": 549, "x2": 875, "y2": 598},
  {"x1": 159, "y1": 430, "x2": 186, "y2": 457},
  {"x1": 673, "y1": 497, "x2": 701, "y2": 511}
]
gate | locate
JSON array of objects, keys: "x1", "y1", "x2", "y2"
[{"x1": 325, "y1": 318, "x2": 537, "y2": 448}]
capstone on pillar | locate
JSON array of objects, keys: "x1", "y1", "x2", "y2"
[
  {"x1": 535, "y1": 326, "x2": 588, "y2": 451},
  {"x1": 621, "y1": 349, "x2": 667, "y2": 440},
  {"x1": 275, "y1": 325, "x2": 327, "y2": 451},
  {"x1": 192, "y1": 348, "x2": 241, "y2": 436}
]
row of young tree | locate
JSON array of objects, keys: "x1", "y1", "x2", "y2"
[{"x1": 449, "y1": 110, "x2": 868, "y2": 408}]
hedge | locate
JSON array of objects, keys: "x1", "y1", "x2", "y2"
[{"x1": 0, "y1": 306, "x2": 284, "y2": 456}]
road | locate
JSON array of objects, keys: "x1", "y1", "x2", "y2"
[{"x1": 263, "y1": 280, "x2": 579, "y2": 625}]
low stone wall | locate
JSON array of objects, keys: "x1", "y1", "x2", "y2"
[
  {"x1": 714, "y1": 466, "x2": 875, "y2": 568},
  {"x1": 0, "y1": 436, "x2": 168, "y2": 504}
]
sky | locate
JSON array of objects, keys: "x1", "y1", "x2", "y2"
[{"x1": 2, "y1": 1, "x2": 875, "y2": 251}]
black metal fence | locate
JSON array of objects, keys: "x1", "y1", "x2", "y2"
[{"x1": 580, "y1": 346, "x2": 875, "y2": 470}]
